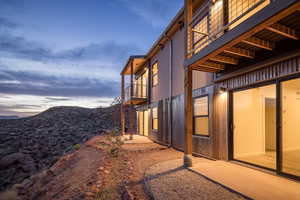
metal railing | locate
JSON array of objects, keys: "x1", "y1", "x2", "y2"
[
  {"x1": 124, "y1": 83, "x2": 147, "y2": 102},
  {"x1": 189, "y1": 0, "x2": 268, "y2": 55}
]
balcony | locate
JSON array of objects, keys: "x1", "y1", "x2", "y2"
[
  {"x1": 185, "y1": 0, "x2": 300, "y2": 72},
  {"x1": 124, "y1": 83, "x2": 148, "y2": 105}
]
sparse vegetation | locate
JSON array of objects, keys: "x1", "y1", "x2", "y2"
[{"x1": 73, "y1": 144, "x2": 81, "y2": 150}]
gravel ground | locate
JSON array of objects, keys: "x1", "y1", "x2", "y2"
[{"x1": 145, "y1": 159, "x2": 248, "y2": 200}]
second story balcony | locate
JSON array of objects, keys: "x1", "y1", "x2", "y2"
[
  {"x1": 121, "y1": 55, "x2": 149, "y2": 105},
  {"x1": 124, "y1": 83, "x2": 148, "y2": 105},
  {"x1": 185, "y1": 0, "x2": 300, "y2": 74}
]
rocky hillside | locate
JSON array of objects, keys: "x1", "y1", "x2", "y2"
[{"x1": 0, "y1": 105, "x2": 124, "y2": 191}]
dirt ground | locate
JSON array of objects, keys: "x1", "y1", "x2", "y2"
[{"x1": 1, "y1": 135, "x2": 182, "y2": 200}]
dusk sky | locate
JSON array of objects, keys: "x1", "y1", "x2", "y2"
[{"x1": 0, "y1": 0, "x2": 182, "y2": 117}]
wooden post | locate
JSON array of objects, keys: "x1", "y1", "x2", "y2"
[
  {"x1": 184, "y1": 0, "x2": 193, "y2": 58},
  {"x1": 129, "y1": 104, "x2": 135, "y2": 140},
  {"x1": 121, "y1": 74, "x2": 125, "y2": 136},
  {"x1": 148, "y1": 60, "x2": 151, "y2": 104},
  {"x1": 130, "y1": 60, "x2": 134, "y2": 98},
  {"x1": 184, "y1": 67, "x2": 193, "y2": 167},
  {"x1": 129, "y1": 60, "x2": 134, "y2": 140}
]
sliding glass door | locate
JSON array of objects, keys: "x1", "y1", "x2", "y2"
[
  {"x1": 233, "y1": 84, "x2": 277, "y2": 169},
  {"x1": 231, "y1": 76, "x2": 300, "y2": 179},
  {"x1": 281, "y1": 78, "x2": 300, "y2": 177}
]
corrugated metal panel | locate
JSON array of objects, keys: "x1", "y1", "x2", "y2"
[{"x1": 217, "y1": 56, "x2": 300, "y2": 89}]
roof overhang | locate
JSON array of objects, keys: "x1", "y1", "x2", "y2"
[
  {"x1": 185, "y1": 0, "x2": 300, "y2": 72},
  {"x1": 121, "y1": 55, "x2": 146, "y2": 75}
]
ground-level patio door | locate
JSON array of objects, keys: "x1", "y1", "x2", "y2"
[
  {"x1": 231, "y1": 83, "x2": 277, "y2": 170},
  {"x1": 230, "y1": 76, "x2": 300, "y2": 180},
  {"x1": 137, "y1": 110, "x2": 149, "y2": 137}
]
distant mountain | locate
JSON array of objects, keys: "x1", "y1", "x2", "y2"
[
  {"x1": 0, "y1": 105, "x2": 131, "y2": 191},
  {"x1": 0, "y1": 115, "x2": 19, "y2": 119}
]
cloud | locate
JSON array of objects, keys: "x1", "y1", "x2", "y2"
[
  {"x1": 117, "y1": 0, "x2": 182, "y2": 27},
  {"x1": 0, "y1": 32, "x2": 140, "y2": 63},
  {"x1": 46, "y1": 97, "x2": 71, "y2": 101},
  {"x1": 0, "y1": 69, "x2": 120, "y2": 98}
]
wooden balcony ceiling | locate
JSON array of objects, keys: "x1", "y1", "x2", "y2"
[
  {"x1": 121, "y1": 56, "x2": 146, "y2": 75},
  {"x1": 124, "y1": 98, "x2": 147, "y2": 105},
  {"x1": 192, "y1": 2, "x2": 300, "y2": 73}
]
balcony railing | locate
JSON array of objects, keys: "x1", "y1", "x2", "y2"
[
  {"x1": 124, "y1": 83, "x2": 147, "y2": 103},
  {"x1": 189, "y1": 0, "x2": 270, "y2": 55}
]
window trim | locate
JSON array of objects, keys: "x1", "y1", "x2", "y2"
[
  {"x1": 152, "y1": 62, "x2": 158, "y2": 87},
  {"x1": 193, "y1": 94, "x2": 210, "y2": 136},
  {"x1": 152, "y1": 106, "x2": 158, "y2": 132}
]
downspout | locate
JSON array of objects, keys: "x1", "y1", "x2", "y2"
[{"x1": 165, "y1": 33, "x2": 173, "y2": 147}]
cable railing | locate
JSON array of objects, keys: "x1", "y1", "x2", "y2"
[
  {"x1": 124, "y1": 83, "x2": 148, "y2": 102},
  {"x1": 189, "y1": 0, "x2": 269, "y2": 55}
]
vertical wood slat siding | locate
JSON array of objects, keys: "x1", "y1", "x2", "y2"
[{"x1": 217, "y1": 56, "x2": 300, "y2": 89}]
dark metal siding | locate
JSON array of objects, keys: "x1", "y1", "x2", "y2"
[
  {"x1": 216, "y1": 55, "x2": 300, "y2": 90},
  {"x1": 171, "y1": 94, "x2": 185, "y2": 150}
]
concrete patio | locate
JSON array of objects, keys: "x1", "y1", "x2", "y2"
[
  {"x1": 122, "y1": 135, "x2": 300, "y2": 199},
  {"x1": 190, "y1": 158, "x2": 300, "y2": 200}
]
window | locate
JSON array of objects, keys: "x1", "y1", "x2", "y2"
[
  {"x1": 152, "y1": 106, "x2": 158, "y2": 131},
  {"x1": 152, "y1": 62, "x2": 158, "y2": 87},
  {"x1": 193, "y1": 96, "x2": 209, "y2": 135}
]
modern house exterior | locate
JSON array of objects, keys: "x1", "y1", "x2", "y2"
[{"x1": 120, "y1": 0, "x2": 300, "y2": 181}]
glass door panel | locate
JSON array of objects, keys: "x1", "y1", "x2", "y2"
[
  {"x1": 144, "y1": 110, "x2": 149, "y2": 136},
  {"x1": 281, "y1": 78, "x2": 300, "y2": 177},
  {"x1": 138, "y1": 111, "x2": 144, "y2": 135},
  {"x1": 233, "y1": 84, "x2": 276, "y2": 169}
]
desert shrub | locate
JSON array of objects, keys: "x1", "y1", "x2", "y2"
[
  {"x1": 73, "y1": 144, "x2": 81, "y2": 150},
  {"x1": 104, "y1": 131, "x2": 124, "y2": 157},
  {"x1": 110, "y1": 147, "x2": 119, "y2": 157},
  {"x1": 96, "y1": 187, "x2": 115, "y2": 200}
]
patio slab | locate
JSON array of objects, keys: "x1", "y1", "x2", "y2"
[{"x1": 190, "y1": 158, "x2": 300, "y2": 200}]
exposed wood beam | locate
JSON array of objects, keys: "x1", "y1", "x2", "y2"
[
  {"x1": 198, "y1": 61, "x2": 225, "y2": 70},
  {"x1": 192, "y1": 66, "x2": 219, "y2": 72},
  {"x1": 266, "y1": 23, "x2": 298, "y2": 40},
  {"x1": 242, "y1": 37, "x2": 274, "y2": 50},
  {"x1": 209, "y1": 55, "x2": 239, "y2": 65},
  {"x1": 224, "y1": 47, "x2": 255, "y2": 59}
]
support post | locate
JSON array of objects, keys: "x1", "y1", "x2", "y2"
[
  {"x1": 130, "y1": 60, "x2": 134, "y2": 98},
  {"x1": 184, "y1": 0, "x2": 193, "y2": 58},
  {"x1": 121, "y1": 74, "x2": 125, "y2": 135},
  {"x1": 129, "y1": 104, "x2": 135, "y2": 140},
  {"x1": 129, "y1": 60, "x2": 134, "y2": 140},
  {"x1": 183, "y1": 67, "x2": 193, "y2": 167}
]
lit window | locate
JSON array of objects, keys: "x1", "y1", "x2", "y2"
[
  {"x1": 152, "y1": 106, "x2": 158, "y2": 131},
  {"x1": 193, "y1": 96, "x2": 209, "y2": 135},
  {"x1": 152, "y1": 62, "x2": 158, "y2": 87}
]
